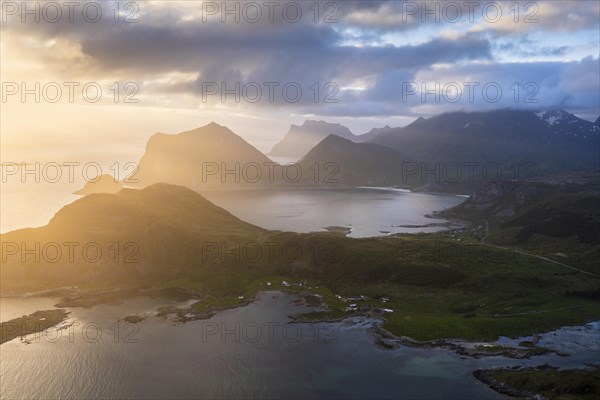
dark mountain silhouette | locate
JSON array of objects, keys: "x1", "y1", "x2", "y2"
[
  {"x1": 132, "y1": 122, "x2": 274, "y2": 189},
  {"x1": 296, "y1": 135, "x2": 409, "y2": 187},
  {"x1": 370, "y1": 109, "x2": 599, "y2": 180},
  {"x1": 116, "y1": 110, "x2": 599, "y2": 193}
]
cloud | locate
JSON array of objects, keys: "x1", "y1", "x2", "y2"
[
  {"x1": 305, "y1": 56, "x2": 600, "y2": 117},
  {"x1": 1, "y1": 0, "x2": 598, "y2": 119}
]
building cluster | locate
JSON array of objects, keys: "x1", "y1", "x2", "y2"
[{"x1": 335, "y1": 294, "x2": 394, "y2": 314}]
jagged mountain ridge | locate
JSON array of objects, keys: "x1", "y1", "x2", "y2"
[
  {"x1": 268, "y1": 120, "x2": 387, "y2": 158},
  {"x1": 94, "y1": 109, "x2": 600, "y2": 193}
]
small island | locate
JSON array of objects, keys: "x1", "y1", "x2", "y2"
[{"x1": 73, "y1": 174, "x2": 123, "y2": 195}]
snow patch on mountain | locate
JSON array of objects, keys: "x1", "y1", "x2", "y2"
[{"x1": 537, "y1": 110, "x2": 571, "y2": 126}]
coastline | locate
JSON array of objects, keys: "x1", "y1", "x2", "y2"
[
  {"x1": 473, "y1": 366, "x2": 600, "y2": 399},
  {"x1": 7, "y1": 285, "x2": 599, "y2": 362},
  {"x1": 0, "y1": 309, "x2": 70, "y2": 345},
  {"x1": 290, "y1": 311, "x2": 574, "y2": 360},
  {"x1": 5, "y1": 287, "x2": 600, "y2": 399}
]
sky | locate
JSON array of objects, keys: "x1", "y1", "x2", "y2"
[{"x1": 1, "y1": 0, "x2": 599, "y2": 161}]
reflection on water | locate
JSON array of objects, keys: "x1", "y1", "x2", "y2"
[
  {"x1": 201, "y1": 188, "x2": 465, "y2": 237},
  {"x1": 0, "y1": 297, "x2": 60, "y2": 322},
  {"x1": 0, "y1": 179, "x2": 81, "y2": 233},
  {"x1": 2, "y1": 181, "x2": 464, "y2": 237},
  {"x1": 1, "y1": 292, "x2": 598, "y2": 400}
]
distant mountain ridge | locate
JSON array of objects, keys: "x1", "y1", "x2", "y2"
[
  {"x1": 101, "y1": 109, "x2": 600, "y2": 194},
  {"x1": 535, "y1": 109, "x2": 600, "y2": 139},
  {"x1": 268, "y1": 120, "x2": 386, "y2": 158},
  {"x1": 369, "y1": 109, "x2": 599, "y2": 180}
]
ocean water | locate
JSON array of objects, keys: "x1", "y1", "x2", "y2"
[
  {"x1": 6, "y1": 170, "x2": 594, "y2": 399},
  {"x1": 199, "y1": 187, "x2": 465, "y2": 237},
  {"x1": 0, "y1": 179, "x2": 81, "y2": 233},
  {"x1": 1, "y1": 177, "x2": 465, "y2": 236},
  {"x1": 1, "y1": 292, "x2": 598, "y2": 399}
]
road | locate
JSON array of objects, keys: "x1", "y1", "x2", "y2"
[{"x1": 480, "y1": 219, "x2": 600, "y2": 279}]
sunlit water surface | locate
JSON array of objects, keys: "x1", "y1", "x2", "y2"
[
  {"x1": 2, "y1": 178, "x2": 465, "y2": 237},
  {"x1": 1, "y1": 293, "x2": 599, "y2": 399}
]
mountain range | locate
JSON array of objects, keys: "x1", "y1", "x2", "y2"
[
  {"x1": 370, "y1": 109, "x2": 599, "y2": 175},
  {"x1": 76, "y1": 109, "x2": 599, "y2": 194}
]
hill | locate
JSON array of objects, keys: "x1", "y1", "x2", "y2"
[
  {"x1": 296, "y1": 134, "x2": 409, "y2": 186},
  {"x1": 0, "y1": 184, "x2": 267, "y2": 292},
  {"x1": 446, "y1": 170, "x2": 600, "y2": 274}
]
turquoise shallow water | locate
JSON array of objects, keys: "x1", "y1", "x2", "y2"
[{"x1": 1, "y1": 292, "x2": 598, "y2": 399}]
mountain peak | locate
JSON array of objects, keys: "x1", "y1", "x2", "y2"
[
  {"x1": 534, "y1": 109, "x2": 599, "y2": 137},
  {"x1": 322, "y1": 134, "x2": 352, "y2": 145},
  {"x1": 190, "y1": 121, "x2": 229, "y2": 133},
  {"x1": 150, "y1": 122, "x2": 230, "y2": 140},
  {"x1": 204, "y1": 121, "x2": 223, "y2": 128},
  {"x1": 269, "y1": 120, "x2": 356, "y2": 157},
  {"x1": 535, "y1": 109, "x2": 575, "y2": 126},
  {"x1": 370, "y1": 108, "x2": 599, "y2": 175},
  {"x1": 134, "y1": 123, "x2": 271, "y2": 189},
  {"x1": 302, "y1": 119, "x2": 345, "y2": 128}
]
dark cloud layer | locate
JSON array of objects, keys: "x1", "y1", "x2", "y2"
[{"x1": 2, "y1": 0, "x2": 598, "y2": 117}]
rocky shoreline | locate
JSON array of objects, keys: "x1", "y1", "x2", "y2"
[
  {"x1": 288, "y1": 299, "x2": 569, "y2": 360},
  {"x1": 7, "y1": 287, "x2": 591, "y2": 362},
  {"x1": 473, "y1": 366, "x2": 600, "y2": 399},
  {"x1": 366, "y1": 325, "x2": 569, "y2": 359}
]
